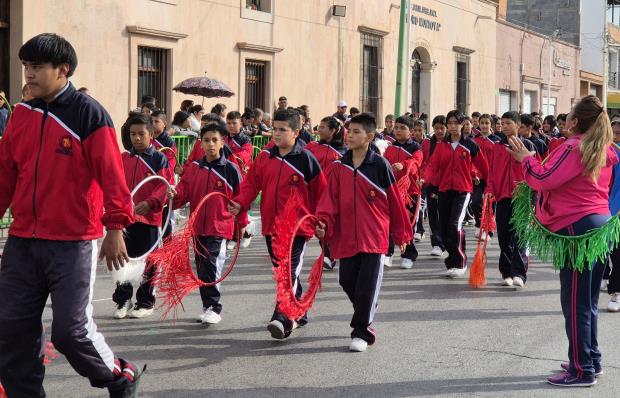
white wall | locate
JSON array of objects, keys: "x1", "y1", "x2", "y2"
[{"x1": 580, "y1": 0, "x2": 605, "y2": 76}]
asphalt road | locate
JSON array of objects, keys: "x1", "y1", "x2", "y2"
[{"x1": 40, "y1": 223, "x2": 620, "y2": 397}]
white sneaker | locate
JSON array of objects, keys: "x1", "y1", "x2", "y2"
[
  {"x1": 227, "y1": 240, "x2": 236, "y2": 250},
  {"x1": 349, "y1": 337, "x2": 368, "y2": 352},
  {"x1": 200, "y1": 308, "x2": 222, "y2": 324},
  {"x1": 607, "y1": 293, "x2": 620, "y2": 312},
  {"x1": 267, "y1": 320, "x2": 286, "y2": 339},
  {"x1": 414, "y1": 233, "x2": 422, "y2": 242},
  {"x1": 113, "y1": 301, "x2": 132, "y2": 319},
  {"x1": 445, "y1": 268, "x2": 455, "y2": 277},
  {"x1": 512, "y1": 276, "x2": 525, "y2": 288},
  {"x1": 384, "y1": 256, "x2": 393, "y2": 268},
  {"x1": 502, "y1": 277, "x2": 514, "y2": 286},
  {"x1": 129, "y1": 306, "x2": 154, "y2": 319},
  {"x1": 451, "y1": 267, "x2": 467, "y2": 277},
  {"x1": 323, "y1": 257, "x2": 334, "y2": 270},
  {"x1": 400, "y1": 258, "x2": 414, "y2": 269},
  {"x1": 430, "y1": 246, "x2": 443, "y2": 257},
  {"x1": 241, "y1": 235, "x2": 252, "y2": 248}
]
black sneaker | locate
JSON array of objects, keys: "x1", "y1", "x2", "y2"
[{"x1": 109, "y1": 362, "x2": 146, "y2": 398}]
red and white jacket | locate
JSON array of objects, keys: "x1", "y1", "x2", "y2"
[
  {"x1": 316, "y1": 149, "x2": 413, "y2": 259},
  {"x1": 304, "y1": 140, "x2": 347, "y2": 175},
  {"x1": 0, "y1": 82, "x2": 133, "y2": 240},
  {"x1": 173, "y1": 155, "x2": 248, "y2": 239},
  {"x1": 225, "y1": 132, "x2": 253, "y2": 173},
  {"x1": 485, "y1": 136, "x2": 537, "y2": 201},
  {"x1": 122, "y1": 145, "x2": 171, "y2": 227},
  {"x1": 383, "y1": 138, "x2": 423, "y2": 196},
  {"x1": 234, "y1": 140, "x2": 327, "y2": 238},
  {"x1": 152, "y1": 131, "x2": 178, "y2": 185},
  {"x1": 423, "y1": 137, "x2": 489, "y2": 193},
  {"x1": 472, "y1": 133, "x2": 499, "y2": 181}
]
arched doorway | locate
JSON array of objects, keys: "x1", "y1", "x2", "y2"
[{"x1": 410, "y1": 46, "x2": 432, "y2": 116}]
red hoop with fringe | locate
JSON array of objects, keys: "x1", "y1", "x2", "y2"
[
  {"x1": 469, "y1": 194, "x2": 495, "y2": 288},
  {"x1": 271, "y1": 191, "x2": 325, "y2": 320},
  {"x1": 148, "y1": 191, "x2": 241, "y2": 320}
]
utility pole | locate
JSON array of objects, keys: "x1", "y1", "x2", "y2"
[
  {"x1": 604, "y1": 3, "x2": 609, "y2": 109},
  {"x1": 546, "y1": 29, "x2": 559, "y2": 115},
  {"x1": 394, "y1": 0, "x2": 408, "y2": 116},
  {"x1": 405, "y1": 0, "x2": 413, "y2": 114}
]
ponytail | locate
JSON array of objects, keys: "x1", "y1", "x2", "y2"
[{"x1": 580, "y1": 111, "x2": 612, "y2": 180}]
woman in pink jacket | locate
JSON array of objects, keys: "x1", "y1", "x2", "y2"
[{"x1": 508, "y1": 95, "x2": 617, "y2": 387}]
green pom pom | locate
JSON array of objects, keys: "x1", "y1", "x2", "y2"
[{"x1": 510, "y1": 182, "x2": 620, "y2": 272}]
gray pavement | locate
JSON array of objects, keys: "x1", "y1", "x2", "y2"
[{"x1": 41, "y1": 224, "x2": 620, "y2": 397}]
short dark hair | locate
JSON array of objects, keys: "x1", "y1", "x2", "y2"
[
  {"x1": 180, "y1": 99, "x2": 194, "y2": 112},
  {"x1": 226, "y1": 111, "x2": 242, "y2": 121},
  {"x1": 395, "y1": 115, "x2": 414, "y2": 129},
  {"x1": 278, "y1": 96, "x2": 287, "y2": 101},
  {"x1": 151, "y1": 110, "x2": 167, "y2": 123},
  {"x1": 200, "y1": 123, "x2": 228, "y2": 139},
  {"x1": 19, "y1": 33, "x2": 78, "y2": 77},
  {"x1": 413, "y1": 120, "x2": 426, "y2": 129},
  {"x1": 556, "y1": 113, "x2": 567, "y2": 122},
  {"x1": 141, "y1": 95, "x2": 156, "y2": 106},
  {"x1": 501, "y1": 111, "x2": 521, "y2": 124},
  {"x1": 432, "y1": 115, "x2": 447, "y2": 127},
  {"x1": 478, "y1": 113, "x2": 492, "y2": 123},
  {"x1": 520, "y1": 113, "x2": 534, "y2": 127},
  {"x1": 385, "y1": 114, "x2": 394, "y2": 121},
  {"x1": 543, "y1": 115, "x2": 557, "y2": 129},
  {"x1": 201, "y1": 113, "x2": 222, "y2": 124},
  {"x1": 125, "y1": 114, "x2": 154, "y2": 134},
  {"x1": 273, "y1": 109, "x2": 301, "y2": 130},
  {"x1": 350, "y1": 107, "x2": 360, "y2": 115},
  {"x1": 210, "y1": 103, "x2": 226, "y2": 114},
  {"x1": 349, "y1": 112, "x2": 377, "y2": 134},
  {"x1": 189, "y1": 105, "x2": 204, "y2": 114},
  {"x1": 171, "y1": 111, "x2": 190, "y2": 127},
  {"x1": 446, "y1": 110, "x2": 466, "y2": 124},
  {"x1": 471, "y1": 111, "x2": 481, "y2": 118}
]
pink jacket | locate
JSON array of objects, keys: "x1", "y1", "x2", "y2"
[{"x1": 521, "y1": 134, "x2": 618, "y2": 232}]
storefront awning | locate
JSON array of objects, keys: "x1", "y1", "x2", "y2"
[{"x1": 608, "y1": 92, "x2": 620, "y2": 109}]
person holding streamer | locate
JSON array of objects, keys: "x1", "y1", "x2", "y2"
[{"x1": 508, "y1": 95, "x2": 617, "y2": 387}]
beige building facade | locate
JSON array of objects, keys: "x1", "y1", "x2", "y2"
[{"x1": 6, "y1": 0, "x2": 498, "y2": 129}]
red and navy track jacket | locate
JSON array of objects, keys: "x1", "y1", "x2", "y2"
[
  {"x1": 122, "y1": 145, "x2": 171, "y2": 227},
  {"x1": 225, "y1": 132, "x2": 253, "y2": 173},
  {"x1": 383, "y1": 138, "x2": 423, "y2": 196},
  {"x1": 173, "y1": 155, "x2": 248, "y2": 239},
  {"x1": 0, "y1": 82, "x2": 133, "y2": 240},
  {"x1": 234, "y1": 140, "x2": 327, "y2": 238},
  {"x1": 316, "y1": 149, "x2": 413, "y2": 259},
  {"x1": 152, "y1": 131, "x2": 178, "y2": 184},
  {"x1": 305, "y1": 140, "x2": 347, "y2": 175},
  {"x1": 183, "y1": 140, "x2": 244, "y2": 175},
  {"x1": 472, "y1": 133, "x2": 499, "y2": 181},
  {"x1": 485, "y1": 136, "x2": 537, "y2": 201},
  {"x1": 423, "y1": 137, "x2": 489, "y2": 193}
]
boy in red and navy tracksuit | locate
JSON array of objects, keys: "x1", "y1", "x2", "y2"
[
  {"x1": 151, "y1": 110, "x2": 177, "y2": 238},
  {"x1": 224, "y1": 111, "x2": 253, "y2": 175},
  {"x1": 486, "y1": 112, "x2": 535, "y2": 287},
  {"x1": 229, "y1": 109, "x2": 326, "y2": 340},
  {"x1": 170, "y1": 124, "x2": 248, "y2": 324},
  {"x1": 0, "y1": 34, "x2": 142, "y2": 397},
  {"x1": 383, "y1": 115, "x2": 422, "y2": 269},
  {"x1": 316, "y1": 113, "x2": 412, "y2": 352},
  {"x1": 113, "y1": 114, "x2": 171, "y2": 319},
  {"x1": 423, "y1": 110, "x2": 488, "y2": 277}
]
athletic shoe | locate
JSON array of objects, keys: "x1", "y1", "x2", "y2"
[
  {"x1": 400, "y1": 259, "x2": 414, "y2": 269},
  {"x1": 560, "y1": 362, "x2": 604, "y2": 377},
  {"x1": 607, "y1": 293, "x2": 620, "y2": 312},
  {"x1": 128, "y1": 306, "x2": 154, "y2": 319},
  {"x1": 267, "y1": 320, "x2": 294, "y2": 340},
  {"x1": 414, "y1": 233, "x2": 424, "y2": 242},
  {"x1": 227, "y1": 240, "x2": 236, "y2": 250},
  {"x1": 240, "y1": 234, "x2": 252, "y2": 248},
  {"x1": 502, "y1": 277, "x2": 514, "y2": 287},
  {"x1": 384, "y1": 256, "x2": 393, "y2": 268},
  {"x1": 512, "y1": 276, "x2": 525, "y2": 288},
  {"x1": 323, "y1": 257, "x2": 334, "y2": 270},
  {"x1": 109, "y1": 361, "x2": 146, "y2": 398},
  {"x1": 430, "y1": 246, "x2": 443, "y2": 257},
  {"x1": 349, "y1": 338, "x2": 368, "y2": 352},
  {"x1": 451, "y1": 267, "x2": 467, "y2": 277},
  {"x1": 445, "y1": 268, "x2": 455, "y2": 277},
  {"x1": 113, "y1": 301, "x2": 132, "y2": 319},
  {"x1": 200, "y1": 308, "x2": 222, "y2": 324},
  {"x1": 546, "y1": 371, "x2": 596, "y2": 387}
]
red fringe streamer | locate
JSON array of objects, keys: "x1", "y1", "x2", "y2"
[
  {"x1": 271, "y1": 191, "x2": 325, "y2": 320},
  {"x1": 148, "y1": 192, "x2": 241, "y2": 320},
  {"x1": 0, "y1": 383, "x2": 5, "y2": 398},
  {"x1": 469, "y1": 194, "x2": 494, "y2": 288}
]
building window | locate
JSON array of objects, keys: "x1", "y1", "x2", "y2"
[
  {"x1": 360, "y1": 32, "x2": 383, "y2": 119},
  {"x1": 245, "y1": 60, "x2": 267, "y2": 111},
  {"x1": 542, "y1": 96, "x2": 557, "y2": 117},
  {"x1": 137, "y1": 46, "x2": 169, "y2": 111},
  {"x1": 245, "y1": 0, "x2": 270, "y2": 12},
  {"x1": 498, "y1": 89, "x2": 517, "y2": 115},
  {"x1": 455, "y1": 53, "x2": 470, "y2": 114},
  {"x1": 523, "y1": 90, "x2": 537, "y2": 113}
]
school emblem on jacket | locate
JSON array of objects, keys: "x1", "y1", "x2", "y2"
[
  {"x1": 56, "y1": 135, "x2": 73, "y2": 156},
  {"x1": 367, "y1": 189, "x2": 377, "y2": 202},
  {"x1": 289, "y1": 174, "x2": 301, "y2": 185},
  {"x1": 215, "y1": 180, "x2": 225, "y2": 190},
  {"x1": 460, "y1": 151, "x2": 469, "y2": 160}
]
